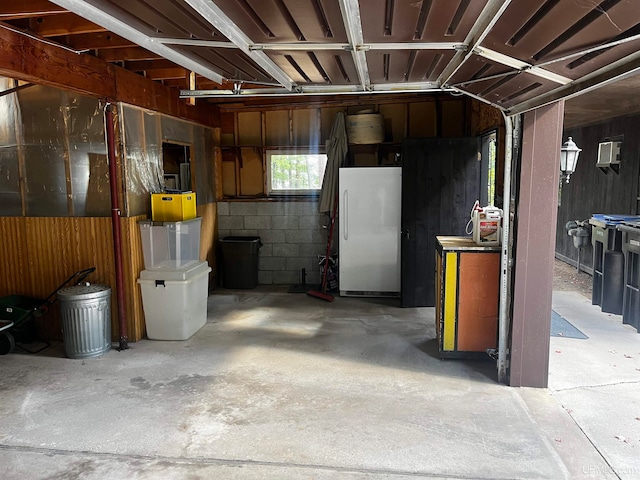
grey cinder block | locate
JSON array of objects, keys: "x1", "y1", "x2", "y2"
[
  {"x1": 257, "y1": 202, "x2": 285, "y2": 216},
  {"x1": 258, "y1": 271, "x2": 273, "y2": 285},
  {"x1": 244, "y1": 216, "x2": 272, "y2": 230},
  {"x1": 257, "y1": 229, "x2": 286, "y2": 244},
  {"x1": 272, "y1": 270, "x2": 300, "y2": 285},
  {"x1": 217, "y1": 202, "x2": 230, "y2": 216},
  {"x1": 311, "y1": 229, "x2": 328, "y2": 244},
  {"x1": 259, "y1": 243, "x2": 273, "y2": 257},
  {"x1": 271, "y1": 215, "x2": 300, "y2": 230},
  {"x1": 285, "y1": 230, "x2": 314, "y2": 244},
  {"x1": 299, "y1": 215, "x2": 326, "y2": 230},
  {"x1": 229, "y1": 202, "x2": 258, "y2": 216},
  {"x1": 260, "y1": 257, "x2": 287, "y2": 271},
  {"x1": 273, "y1": 243, "x2": 300, "y2": 257},
  {"x1": 286, "y1": 256, "x2": 316, "y2": 271},
  {"x1": 218, "y1": 216, "x2": 244, "y2": 230},
  {"x1": 299, "y1": 243, "x2": 328, "y2": 257},
  {"x1": 283, "y1": 202, "x2": 319, "y2": 216}
]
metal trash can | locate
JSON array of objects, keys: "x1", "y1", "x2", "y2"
[
  {"x1": 220, "y1": 236, "x2": 262, "y2": 289},
  {"x1": 58, "y1": 284, "x2": 111, "y2": 359}
]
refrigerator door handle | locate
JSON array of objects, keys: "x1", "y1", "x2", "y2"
[{"x1": 343, "y1": 189, "x2": 348, "y2": 240}]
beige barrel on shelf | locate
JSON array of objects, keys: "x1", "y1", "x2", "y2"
[{"x1": 346, "y1": 114, "x2": 385, "y2": 144}]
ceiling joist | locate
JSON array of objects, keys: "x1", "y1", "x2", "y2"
[
  {"x1": 182, "y1": 0, "x2": 294, "y2": 91},
  {"x1": 438, "y1": 0, "x2": 513, "y2": 87},
  {"x1": 154, "y1": 39, "x2": 466, "y2": 52},
  {"x1": 475, "y1": 47, "x2": 571, "y2": 85},
  {"x1": 29, "y1": 12, "x2": 106, "y2": 37},
  {"x1": 338, "y1": 0, "x2": 370, "y2": 91},
  {"x1": 49, "y1": 0, "x2": 226, "y2": 84},
  {"x1": 508, "y1": 49, "x2": 640, "y2": 115},
  {"x1": 5, "y1": 0, "x2": 640, "y2": 115},
  {"x1": 0, "y1": 0, "x2": 66, "y2": 20},
  {"x1": 180, "y1": 81, "x2": 440, "y2": 99}
]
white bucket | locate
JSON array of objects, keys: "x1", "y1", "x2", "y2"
[{"x1": 472, "y1": 206, "x2": 503, "y2": 246}]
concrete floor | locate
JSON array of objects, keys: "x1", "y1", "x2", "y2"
[{"x1": 0, "y1": 287, "x2": 639, "y2": 479}]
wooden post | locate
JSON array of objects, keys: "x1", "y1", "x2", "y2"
[{"x1": 509, "y1": 100, "x2": 565, "y2": 388}]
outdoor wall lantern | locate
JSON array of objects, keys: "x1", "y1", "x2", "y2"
[{"x1": 560, "y1": 137, "x2": 581, "y2": 183}]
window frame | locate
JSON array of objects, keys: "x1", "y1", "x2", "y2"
[{"x1": 265, "y1": 149, "x2": 328, "y2": 196}]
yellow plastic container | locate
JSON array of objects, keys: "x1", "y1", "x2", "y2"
[{"x1": 151, "y1": 193, "x2": 196, "y2": 222}]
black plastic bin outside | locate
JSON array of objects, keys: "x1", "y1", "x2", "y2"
[
  {"x1": 619, "y1": 224, "x2": 640, "y2": 333},
  {"x1": 220, "y1": 236, "x2": 262, "y2": 289},
  {"x1": 590, "y1": 218, "x2": 624, "y2": 314}
]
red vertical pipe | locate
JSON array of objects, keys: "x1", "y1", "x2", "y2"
[{"x1": 105, "y1": 102, "x2": 128, "y2": 351}]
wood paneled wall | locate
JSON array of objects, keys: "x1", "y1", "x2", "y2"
[
  {"x1": 0, "y1": 206, "x2": 218, "y2": 343},
  {"x1": 121, "y1": 215, "x2": 147, "y2": 342},
  {"x1": 0, "y1": 215, "x2": 143, "y2": 342},
  {"x1": 556, "y1": 113, "x2": 640, "y2": 270},
  {"x1": 197, "y1": 202, "x2": 218, "y2": 281},
  {"x1": 218, "y1": 96, "x2": 504, "y2": 198}
]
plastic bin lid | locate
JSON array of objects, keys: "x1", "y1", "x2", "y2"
[
  {"x1": 58, "y1": 284, "x2": 111, "y2": 301},
  {"x1": 138, "y1": 261, "x2": 211, "y2": 281},
  {"x1": 591, "y1": 214, "x2": 640, "y2": 225}
]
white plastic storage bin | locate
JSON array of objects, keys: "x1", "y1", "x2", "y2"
[
  {"x1": 139, "y1": 217, "x2": 202, "y2": 270},
  {"x1": 137, "y1": 261, "x2": 211, "y2": 340}
]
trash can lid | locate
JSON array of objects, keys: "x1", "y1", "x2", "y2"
[
  {"x1": 221, "y1": 236, "x2": 261, "y2": 243},
  {"x1": 58, "y1": 284, "x2": 111, "y2": 301}
]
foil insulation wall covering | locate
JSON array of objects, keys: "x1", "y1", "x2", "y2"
[
  {"x1": 0, "y1": 77, "x2": 109, "y2": 217},
  {"x1": 1, "y1": 77, "x2": 217, "y2": 219},
  {"x1": 0, "y1": 78, "x2": 21, "y2": 216},
  {"x1": 195, "y1": 126, "x2": 216, "y2": 204},
  {"x1": 120, "y1": 104, "x2": 163, "y2": 217},
  {"x1": 121, "y1": 103, "x2": 217, "y2": 216}
]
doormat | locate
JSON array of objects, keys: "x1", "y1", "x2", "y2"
[{"x1": 551, "y1": 310, "x2": 589, "y2": 339}]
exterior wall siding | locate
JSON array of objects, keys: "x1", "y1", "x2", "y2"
[{"x1": 557, "y1": 114, "x2": 640, "y2": 271}]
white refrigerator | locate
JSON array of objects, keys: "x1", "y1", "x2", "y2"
[{"x1": 339, "y1": 167, "x2": 402, "y2": 297}]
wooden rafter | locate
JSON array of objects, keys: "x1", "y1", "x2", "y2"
[
  {"x1": 145, "y1": 68, "x2": 188, "y2": 80},
  {"x1": 97, "y1": 47, "x2": 161, "y2": 62},
  {"x1": 0, "y1": 0, "x2": 66, "y2": 20},
  {"x1": 125, "y1": 59, "x2": 181, "y2": 71},
  {"x1": 28, "y1": 12, "x2": 106, "y2": 37},
  {"x1": 50, "y1": 32, "x2": 134, "y2": 50}
]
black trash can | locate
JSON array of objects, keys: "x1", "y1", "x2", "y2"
[
  {"x1": 590, "y1": 215, "x2": 625, "y2": 314},
  {"x1": 602, "y1": 250, "x2": 624, "y2": 314},
  {"x1": 220, "y1": 236, "x2": 262, "y2": 289},
  {"x1": 618, "y1": 222, "x2": 640, "y2": 332}
]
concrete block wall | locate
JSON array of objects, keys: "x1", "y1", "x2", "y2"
[{"x1": 217, "y1": 201, "x2": 330, "y2": 285}]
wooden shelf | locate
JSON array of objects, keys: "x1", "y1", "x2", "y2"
[{"x1": 347, "y1": 142, "x2": 402, "y2": 166}]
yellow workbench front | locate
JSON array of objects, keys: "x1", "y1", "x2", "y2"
[{"x1": 435, "y1": 236, "x2": 500, "y2": 359}]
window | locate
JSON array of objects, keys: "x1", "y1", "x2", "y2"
[
  {"x1": 487, "y1": 135, "x2": 497, "y2": 206},
  {"x1": 267, "y1": 150, "x2": 328, "y2": 195},
  {"x1": 480, "y1": 131, "x2": 497, "y2": 207}
]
